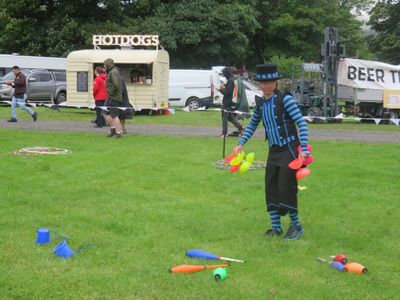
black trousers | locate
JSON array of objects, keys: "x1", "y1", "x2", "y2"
[
  {"x1": 95, "y1": 100, "x2": 106, "y2": 126},
  {"x1": 221, "y1": 109, "x2": 243, "y2": 135},
  {"x1": 265, "y1": 141, "x2": 299, "y2": 215}
]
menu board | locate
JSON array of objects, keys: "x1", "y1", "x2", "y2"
[{"x1": 77, "y1": 72, "x2": 88, "y2": 92}]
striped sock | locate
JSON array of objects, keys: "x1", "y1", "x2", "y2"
[
  {"x1": 289, "y1": 211, "x2": 301, "y2": 227},
  {"x1": 269, "y1": 210, "x2": 282, "y2": 231}
]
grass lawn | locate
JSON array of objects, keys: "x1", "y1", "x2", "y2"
[
  {"x1": 0, "y1": 129, "x2": 399, "y2": 299},
  {"x1": 1, "y1": 105, "x2": 399, "y2": 132}
]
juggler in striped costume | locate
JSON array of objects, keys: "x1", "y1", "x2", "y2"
[{"x1": 233, "y1": 64, "x2": 310, "y2": 240}]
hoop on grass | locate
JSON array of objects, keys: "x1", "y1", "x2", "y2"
[
  {"x1": 212, "y1": 159, "x2": 266, "y2": 171},
  {"x1": 15, "y1": 146, "x2": 72, "y2": 157}
]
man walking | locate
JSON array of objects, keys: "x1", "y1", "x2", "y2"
[
  {"x1": 102, "y1": 58, "x2": 123, "y2": 138},
  {"x1": 5, "y1": 66, "x2": 37, "y2": 122},
  {"x1": 219, "y1": 67, "x2": 244, "y2": 137}
]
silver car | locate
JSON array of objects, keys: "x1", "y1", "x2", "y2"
[{"x1": 0, "y1": 69, "x2": 66, "y2": 104}]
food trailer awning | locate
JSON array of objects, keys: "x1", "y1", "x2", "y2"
[{"x1": 67, "y1": 50, "x2": 160, "y2": 64}]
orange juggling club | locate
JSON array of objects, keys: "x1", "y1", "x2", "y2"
[
  {"x1": 224, "y1": 153, "x2": 236, "y2": 164},
  {"x1": 304, "y1": 155, "x2": 314, "y2": 165},
  {"x1": 345, "y1": 263, "x2": 368, "y2": 274},
  {"x1": 288, "y1": 157, "x2": 303, "y2": 170},
  {"x1": 169, "y1": 264, "x2": 229, "y2": 274},
  {"x1": 230, "y1": 165, "x2": 240, "y2": 173},
  {"x1": 296, "y1": 168, "x2": 311, "y2": 180}
]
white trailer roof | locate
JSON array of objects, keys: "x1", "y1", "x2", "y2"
[
  {"x1": 67, "y1": 49, "x2": 168, "y2": 64},
  {"x1": 0, "y1": 54, "x2": 66, "y2": 70}
]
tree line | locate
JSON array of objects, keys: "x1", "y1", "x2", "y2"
[{"x1": 0, "y1": 0, "x2": 398, "y2": 70}]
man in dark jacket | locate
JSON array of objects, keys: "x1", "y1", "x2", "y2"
[
  {"x1": 102, "y1": 58, "x2": 123, "y2": 138},
  {"x1": 232, "y1": 66, "x2": 250, "y2": 120},
  {"x1": 219, "y1": 67, "x2": 244, "y2": 137},
  {"x1": 5, "y1": 66, "x2": 37, "y2": 122}
]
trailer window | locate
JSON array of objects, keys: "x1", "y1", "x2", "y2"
[{"x1": 117, "y1": 63, "x2": 153, "y2": 84}]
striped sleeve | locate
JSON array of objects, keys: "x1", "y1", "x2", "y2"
[
  {"x1": 238, "y1": 105, "x2": 262, "y2": 146},
  {"x1": 283, "y1": 96, "x2": 309, "y2": 155}
]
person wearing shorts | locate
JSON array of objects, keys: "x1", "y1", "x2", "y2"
[{"x1": 103, "y1": 58, "x2": 123, "y2": 138}]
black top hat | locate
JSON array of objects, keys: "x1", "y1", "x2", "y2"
[{"x1": 254, "y1": 64, "x2": 281, "y2": 81}]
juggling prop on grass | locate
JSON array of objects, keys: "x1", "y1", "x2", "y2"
[
  {"x1": 213, "y1": 267, "x2": 228, "y2": 281},
  {"x1": 330, "y1": 254, "x2": 348, "y2": 264},
  {"x1": 224, "y1": 151, "x2": 256, "y2": 174},
  {"x1": 169, "y1": 250, "x2": 243, "y2": 280},
  {"x1": 288, "y1": 144, "x2": 313, "y2": 180},
  {"x1": 186, "y1": 249, "x2": 244, "y2": 263},
  {"x1": 35, "y1": 227, "x2": 91, "y2": 259},
  {"x1": 15, "y1": 146, "x2": 71, "y2": 157},
  {"x1": 316, "y1": 257, "x2": 347, "y2": 272},
  {"x1": 317, "y1": 254, "x2": 368, "y2": 275},
  {"x1": 53, "y1": 241, "x2": 92, "y2": 259},
  {"x1": 35, "y1": 228, "x2": 69, "y2": 245},
  {"x1": 169, "y1": 264, "x2": 229, "y2": 274},
  {"x1": 345, "y1": 263, "x2": 368, "y2": 274}
]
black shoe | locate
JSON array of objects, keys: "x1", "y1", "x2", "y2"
[
  {"x1": 94, "y1": 124, "x2": 103, "y2": 128},
  {"x1": 32, "y1": 112, "x2": 38, "y2": 121},
  {"x1": 107, "y1": 129, "x2": 116, "y2": 137},
  {"x1": 282, "y1": 224, "x2": 304, "y2": 241},
  {"x1": 7, "y1": 118, "x2": 17, "y2": 122},
  {"x1": 90, "y1": 120, "x2": 96, "y2": 124},
  {"x1": 113, "y1": 133, "x2": 122, "y2": 138},
  {"x1": 265, "y1": 227, "x2": 283, "y2": 237},
  {"x1": 227, "y1": 131, "x2": 240, "y2": 137}
]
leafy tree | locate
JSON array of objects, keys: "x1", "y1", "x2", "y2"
[
  {"x1": 249, "y1": 0, "x2": 370, "y2": 65},
  {"x1": 367, "y1": 0, "x2": 400, "y2": 64},
  {"x1": 0, "y1": 0, "x2": 372, "y2": 68},
  {"x1": 0, "y1": 0, "x2": 137, "y2": 56},
  {"x1": 139, "y1": 0, "x2": 259, "y2": 68}
]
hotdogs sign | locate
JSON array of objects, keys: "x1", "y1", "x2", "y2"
[
  {"x1": 338, "y1": 58, "x2": 400, "y2": 90},
  {"x1": 93, "y1": 35, "x2": 159, "y2": 48}
]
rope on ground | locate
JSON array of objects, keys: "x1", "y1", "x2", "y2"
[{"x1": 1, "y1": 100, "x2": 399, "y2": 126}]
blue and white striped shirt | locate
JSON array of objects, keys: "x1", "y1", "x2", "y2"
[{"x1": 238, "y1": 94, "x2": 309, "y2": 155}]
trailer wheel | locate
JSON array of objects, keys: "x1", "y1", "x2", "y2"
[
  {"x1": 55, "y1": 92, "x2": 66, "y2": 104},
  {"x1": 307, "y1": 107, "x2": 323, "y2": 124},
  {"x1": 186, "y1": 97, "x2": 201, "y2": 111}
]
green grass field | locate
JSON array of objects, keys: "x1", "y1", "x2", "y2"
[
  {"x1": 1, "y1": 105, "x2": 399, "y2": 132},
  {"x1": 0, "y1": 128, "x2": 399, "y2": 299}
]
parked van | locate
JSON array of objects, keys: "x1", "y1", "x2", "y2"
[
  {"x1": 168, "y1": 68, "x2": 262, "y2": 109},
  {"x1": 168, "y1": 69, "x2": 219, "y2": 109},
  {"x1": 0, "y1": 69, "x2": 67, "y2": 104}
]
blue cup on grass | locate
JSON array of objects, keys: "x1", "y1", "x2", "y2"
[
  {"x1": 54, "y1": 240, "x2": 74, "y2": 259},
  {"x1": 36, "y1": 228, "x2": 51, "y2": 244}
]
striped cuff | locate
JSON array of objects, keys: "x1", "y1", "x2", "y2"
[{"x1": 300, "y1": 144, "x2": 310, "y2": 155}]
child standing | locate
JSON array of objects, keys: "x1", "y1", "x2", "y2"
[{"x1": 232, "y1": 64, "x2": 310, "y2": 240}]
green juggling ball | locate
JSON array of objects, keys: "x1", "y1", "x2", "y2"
[{"x1": 213, "y1": 268, "x2": 228, "y2": 281}]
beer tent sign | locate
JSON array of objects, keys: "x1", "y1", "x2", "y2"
[
  {"x1": 338, "y1": 58, "x2": 400, "y2": 109},
  {"x1": 338, "y1": 58, "x2": 400, "y2": 90}
]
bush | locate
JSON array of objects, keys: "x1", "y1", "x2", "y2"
[{"x1": 270, "y1": 55, "x2": 304, "y2": 79}]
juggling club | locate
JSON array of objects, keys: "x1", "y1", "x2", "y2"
[{"x1": 316, "y1": 257, "x2": 347, "y2": 272}]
